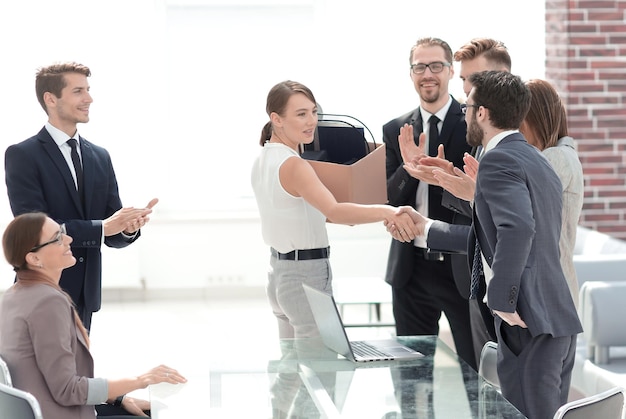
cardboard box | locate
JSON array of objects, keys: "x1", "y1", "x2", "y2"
[{"x1": 307, "y1": 142, "x2": 387, "y2": 204}]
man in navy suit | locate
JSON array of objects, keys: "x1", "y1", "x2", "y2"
[
  {"x1": 5, "y1": 62, "x2": 156, "y2": 331},
  {"x1": 383, "y1": 37, "x2": 475, "y2": 370},
  {"x1": 401, "y1": 71, "x2": 582, "y2": 419}
]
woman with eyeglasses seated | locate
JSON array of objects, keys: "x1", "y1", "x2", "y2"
[{"x1": 0, "y1": 212, "x2": 187, "y2": 419}]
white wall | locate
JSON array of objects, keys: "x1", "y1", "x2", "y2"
[{"x1": 0, "y1": 0, "x2": 546, "y2": 291}]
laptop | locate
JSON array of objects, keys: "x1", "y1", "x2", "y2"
[{"x1": 302, "y1": 284, "x2": 424, "y2": 363}]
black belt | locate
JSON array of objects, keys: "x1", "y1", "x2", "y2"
[
  {"x1": 271, "y1": 247, "x2": 330, "y2": 261},
  {"x1": 414, "y1": 247, "x2": 445, "y2": 262}
]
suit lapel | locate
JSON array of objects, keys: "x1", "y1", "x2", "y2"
[
  {"x1": 438, "y1": 99, "x2": 463, "y2": 152},
  {"x1": 38, "y1": 129, "x2": 84, "y2": 217},
  {"x1": 409, "y1": 109, "x2": 424, "y2": 146}
]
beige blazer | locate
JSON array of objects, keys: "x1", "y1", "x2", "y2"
[
  {"x1": 542, "y1": 136, "x2": 584, "y2": 308},
  {"x1": 0, "y1": 283, "x2": 97, "y2": 419}
]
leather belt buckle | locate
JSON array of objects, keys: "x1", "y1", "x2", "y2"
[
  {"x1": 426, "y1": 251, "x2": 445, "y2": 262},
  {"x1": 415, "y1": 247, "x2": 444, "y2": 262}
]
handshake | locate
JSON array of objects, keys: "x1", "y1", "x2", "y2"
[{"x1": 385, "y1": 206, "x2": 429, "y2": 242}]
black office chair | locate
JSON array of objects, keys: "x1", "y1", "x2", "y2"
[
  {"x1": 0, "y1": 382, "x2": 43, "y2": 419},
  {"x1": 553, "y1": 387, "x2": 624, "y2": 419},
  {"x1": 0, "y1": 354, "x2": 12, "y2": 386}
]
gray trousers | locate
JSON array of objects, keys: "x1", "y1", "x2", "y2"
[{"x1": 495, "y1": 316, "x2": 577, "y2": 419}]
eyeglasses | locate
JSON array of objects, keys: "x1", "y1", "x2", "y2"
[
  {"x1": 410, "y1": 61, "x2": 451, "y2": 74},
  {"x1": 30, "y1": 224, "x2": 66, "y2": 252},
  {"x1": 461, "y1": 104, "x2": 482, "y2": 115}
]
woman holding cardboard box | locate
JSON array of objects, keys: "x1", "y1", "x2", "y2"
[{"x1": 251, "y1": 80, "x2": 420, "y2": 341}]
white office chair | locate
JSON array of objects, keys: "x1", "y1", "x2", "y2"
[
  {"x1": 478, "y1": 341, "x2": 501, "y2": 419},
  {"x1": 0, "y1": 382, "x2": 43, "y2": 419},
  {"x1": 0, "y1": 355, "x2": 13, "y2": 386},
  {"x1": 478, "y1": 341, "x2": 499, "y2": 391},
  {"x1": 553, "y1": 386, "x2": 624, "y2": 419}
]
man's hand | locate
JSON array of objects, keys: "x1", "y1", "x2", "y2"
[
  {"x1": 403, "y1": 144, "x2": 450, "y2": 185},
  {"x1": 493, "y1": 310, "x2": 528, "y2": 328},
  {"x1": 103, "y1": 198, "x2": 159, "y2": 237},
  {"x1": 432, "y1": 167, "x2": 476, "y2": 201},
  {"x1": 399, "y1": 123, "x2": 426, "y2": 164},
  {"x1": 463, "y1": 153, "x2": 479, "y2": 180}
]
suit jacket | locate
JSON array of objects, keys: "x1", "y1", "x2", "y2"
[
  {"x1": 542, "y1": 136, "x2": 584, "y2": 307},
  {"x1": 0, "y1": 283, "x2": 98, "y2": 419},
  {"x1": 474, "y1": 133, "x2": 582, "y2": 338},
  {"x1": 5, "y1": 127, "x2": 139, "y2": 313},
  {"x1": 383, "y1": 98, "x2": 472, "y2": 296}
]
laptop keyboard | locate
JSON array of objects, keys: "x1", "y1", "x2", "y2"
[{"x1": 351, "y1": 341, "x2": 394, "y2": 361}]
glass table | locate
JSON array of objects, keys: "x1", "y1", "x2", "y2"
[{"x1": 149, "y1": 335, "x2": 525, "y2": 418}]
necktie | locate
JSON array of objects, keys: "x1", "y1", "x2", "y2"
[
  {"x1": 470, "y1": 238, "x2": 484, "y2": 299},
  {"x1": 67, "y1": 139, "x2": 84, "y2": 201},
  {"x1": 428, "y1": 115, "x2": 440, "y2": 157},
  {"x1": 427, "y1": 115, "x2": 441, "y2": 218}
]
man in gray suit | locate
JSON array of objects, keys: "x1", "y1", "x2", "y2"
[{"x1": 397, "y1": 71, "x2": 582, "y2": 419}]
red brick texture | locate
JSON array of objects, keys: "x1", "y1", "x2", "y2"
[{"x1": 546, "y1": 0, "x2": 626, "y2": 239}]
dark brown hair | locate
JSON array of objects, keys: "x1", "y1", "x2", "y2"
[
  {"x1": 524, "y1": 79, "x2": 568, "y2": 150},
  {"x1": 3, "y1": 212, "x2": 46, "y2": 271},
  {"x1": 35, "y1": 62, "x2": 91, "y2": 114},
  {"x1": 468, "y1": 71, "x2": 531, "y2": 130},
  {"x1": 259, "y1": 80, "x2": 317, "y2": 146}
]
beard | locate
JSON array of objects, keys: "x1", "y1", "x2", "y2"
[{"x1": 466, "y1": 114, "x2": 484, "y2": 148}]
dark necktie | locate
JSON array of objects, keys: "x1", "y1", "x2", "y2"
[
  {"x1": 428, "y1": 115, "x2": 440, "y2": 157},
  {"x1": 67, "y1": 139, "x2": 84, "y2": 201},
  {"x1": 470, "y1": 238, "x2": 484, "y2": 299},
  {"x1": 427, "y1": 115, "x2": 440, "y2": 217}
]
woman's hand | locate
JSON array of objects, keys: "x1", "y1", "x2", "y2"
[
  {"x1": 138, "y1": 364, "x2": 187, "y2": 388},
  {"x1": 121, "y1": 396, "x2": 151, "y2": 417}
]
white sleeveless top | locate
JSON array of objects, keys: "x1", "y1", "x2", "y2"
[{"x1": 251, "y1": 143, "x2": 329, "y2": 253}]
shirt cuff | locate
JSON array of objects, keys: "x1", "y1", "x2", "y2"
[
  {"x1": 121, "y1": 230, "x2": 138, "y2": 240},
  {"x1": 423, "y1": 219, "x2": 434, "y2": 240},
  {"x1": 87, "y1": 377, "x2": 108, "y2": 405}
]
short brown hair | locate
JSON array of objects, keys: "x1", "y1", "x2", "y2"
[
  {"x1": 35, "y1": 62, "x2": 91, "y2": 114},
  {"x1": 469, "y1": 71, "x2": 530, "y2": 130},
  {"x1": 409, "y1": 37, "x2": 453, "y2": 65},
  {"x1": 454, "y1": 38, "x2": 511, "y2": 71}
]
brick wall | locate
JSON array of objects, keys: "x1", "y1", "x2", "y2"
[{"x1": 545, "y1": 0, "x2": 626, "y2": 239}]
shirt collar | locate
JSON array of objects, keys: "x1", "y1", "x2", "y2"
[
  {"x1": 45, "y1": 122, "x2": 79, "y2": 147},
  {"x1": 484, "y1": 130, "x2": 519, "y2": 154},
  {"x1": 419, "y1": 95, "x2": 452, "y2": 126}
]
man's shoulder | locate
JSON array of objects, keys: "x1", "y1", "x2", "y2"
[
  {"x1": 383, "y1": 108, "x2": 418, "y2": 130},
  {"x1": 79, "y1": 137, "x2": 110, "y2": 156},
  {"x1": 6, "y1": 132, "x2": 48, "y2": 157}
]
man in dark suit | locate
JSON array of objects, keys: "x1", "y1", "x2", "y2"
[
  {"x1": 383, "y1": 37, "x2": 475, "y2": 370},
  {"x1": 404, "y1": 71, "x2": 582, "y2": 419},
  {"x1": 5, "y1": 62, "x2": 156, "y2": 331},
  {"x1": 404, "y1": 38, "x2": 513, "y2": 367}
]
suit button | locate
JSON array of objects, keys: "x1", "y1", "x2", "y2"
[
  {"x1": 78, "y1": 257, "x2": 84, "y2": 263},
  {"x1": 509, "y1": 299, "x2": 515, "y2": 305},
  {"x1": 511, "y1": 286, "x2": 518, "y2": 291}
]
